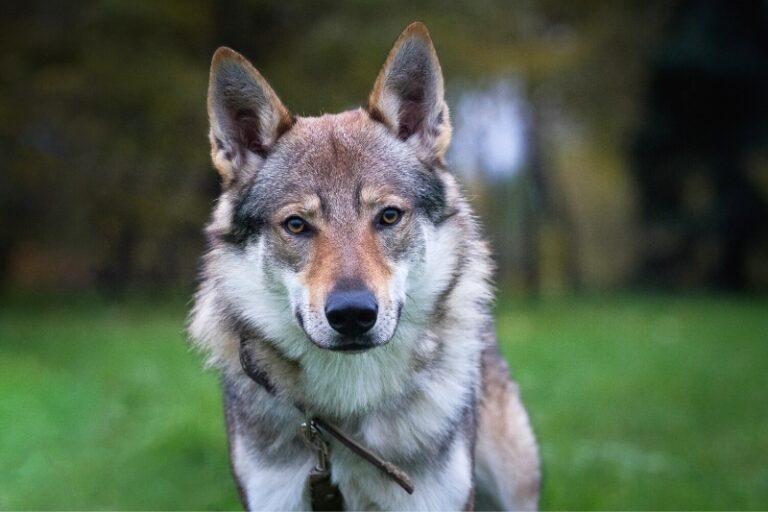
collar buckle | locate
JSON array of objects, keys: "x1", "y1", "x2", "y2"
[{"x1": 300, "y1": 418, "x2": 330, "y2": 475}]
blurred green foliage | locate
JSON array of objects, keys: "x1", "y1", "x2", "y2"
[{"x1": 1, "y1": 293, "x2": 766, "y2": 509}]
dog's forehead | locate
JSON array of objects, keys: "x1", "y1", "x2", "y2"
[
  {"x1": 265, "y1": 110, "x2": 415, "y2": 188},
  {"x1": 242, "y1": 108, "x2": 446, "y2": 222}
]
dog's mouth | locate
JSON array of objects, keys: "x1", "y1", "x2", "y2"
[
  {"x1": 300, "y1": 325, "x2": 384, "y2": 353},
  {"x1": 327, "y1": 342, "x2": 376, "y2": 353}
]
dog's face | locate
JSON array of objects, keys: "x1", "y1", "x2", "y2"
[
  {"x1": 206, "y1": 23, "x2": 454, "y2": 354},
  {"x1": 230, "y1": 114, "x2": 451, "y2": 352}
]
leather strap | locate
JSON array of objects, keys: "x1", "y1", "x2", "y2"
[{"x1": 312, "y1": 417, "x2": 414, "y2": 494}]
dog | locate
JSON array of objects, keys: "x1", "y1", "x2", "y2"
[{"x1": 188, "y1": 22, "x2": 540, "y2": 511}]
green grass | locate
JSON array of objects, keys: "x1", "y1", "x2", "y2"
[{"x1": 1, "y1": 293, "x2": 766, "y2": 510}]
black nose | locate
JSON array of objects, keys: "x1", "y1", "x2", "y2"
[{"x1": 325, "y1": 287, "x2": 378, "y2": 337}]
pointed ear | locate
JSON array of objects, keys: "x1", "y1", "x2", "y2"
[
  {"x1": 207, "y1": 47, "x2": 293, "y2": 185},
  {"x1": 367, "y1": 22, "x2": 452, "y2": 163}
]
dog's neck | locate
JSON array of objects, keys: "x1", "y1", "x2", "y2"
[
  {"x1": 238, "y1": 334, "x2": 415, "y2": 498},
  {"x1": 235, "y1": 319, "x2": 436, "y2": 419}
]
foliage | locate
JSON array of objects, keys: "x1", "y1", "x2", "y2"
[
  {"x1": 1, "y1": 0, "x2": 765, "y2": 292},
  {"x1": 1, "y1": 0, "x2": 670, "y2": 292}
]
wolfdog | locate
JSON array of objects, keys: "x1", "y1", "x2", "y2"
[{"x1": 189, "y1": 22, "x2": 540, "y2": 511}]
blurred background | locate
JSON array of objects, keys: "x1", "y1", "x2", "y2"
[{"x1": 1, "y1": 0, "x2": 766, "y2": 509}]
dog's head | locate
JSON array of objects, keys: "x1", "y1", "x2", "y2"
[{"x1": 205, "y1": 23, "x2": 457, "y2": 355}]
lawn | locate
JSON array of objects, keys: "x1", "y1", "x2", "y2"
[{"x1": 0, "y1": 293, "x2": 766, "y2": 510}]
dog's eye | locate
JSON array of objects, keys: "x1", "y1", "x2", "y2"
[
  {"x1": 378, "y1": 207, "x2": 402, "y2": 226},
  {"x1": 284, "y1": 216, "x2": 309, "y2": 235}
]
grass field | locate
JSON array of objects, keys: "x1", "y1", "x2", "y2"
[{"x1": 1, "y1": 293, "x2": 766, "y2": 510}]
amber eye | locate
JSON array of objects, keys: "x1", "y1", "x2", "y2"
[
  {"x1": 379, "y1": 207, "x2": 402, "y2": 226},
  {"x1": 284, "y1": 216, "x2": 308, "y2": 234}
]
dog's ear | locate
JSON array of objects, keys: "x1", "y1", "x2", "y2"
[
  {"x1": 207, "y1": 47, "x2": 293, "y2": 186},
  {"x1": 368, "y1": 22, "x2": 451, "y2": 164}
]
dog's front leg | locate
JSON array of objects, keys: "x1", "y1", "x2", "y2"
[
  {"x1": 230, "y1": 429, "x2": 315, "y2": 511},
  {"x1": 406, "y1": 435, "x2": 476, "y2": 512}
]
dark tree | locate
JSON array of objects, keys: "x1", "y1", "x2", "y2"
[{"x1": 633, "y1": 0, "x2": 768, "y2": 291}]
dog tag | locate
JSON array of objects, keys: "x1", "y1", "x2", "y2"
[{"x1": 309, "y1": 471, "x2": 344, "y2": 511}]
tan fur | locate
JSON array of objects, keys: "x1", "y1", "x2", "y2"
[{"x1": 299, "y1": 215, "x2": 394, "y2": 312}]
